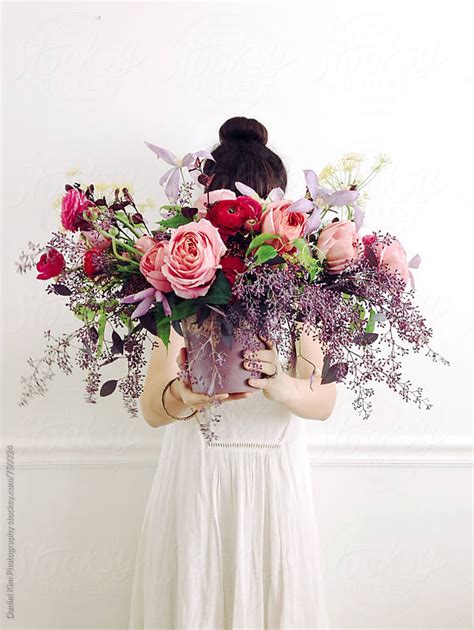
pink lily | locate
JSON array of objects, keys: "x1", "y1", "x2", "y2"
[
  {"x1": 288, "y1": 170, "x2": 361, "y2": 236},
  {"x1": 407, "y1": 254, "x2": 421, "y2": 290},
  {"x1": 235, "y1": 181, "x2": 286, "y2": 204},
  {"x1": 144, "y1": 141, "x2": 215, "y2": 203},
  {"x1": 120, "y1": 286, "x2": 172, "y2": 319}
]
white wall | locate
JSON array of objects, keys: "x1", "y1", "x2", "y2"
[{"x1": 1, "y1": 1, "x2": 472, "y2": 629}]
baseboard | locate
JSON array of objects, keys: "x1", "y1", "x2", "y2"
[{"x1": 0, "y1": 440, "x2": 471, "y2": 468}]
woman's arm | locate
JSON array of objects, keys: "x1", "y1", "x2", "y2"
[
  {"x1": 139, "y1": 327, "x2": 190, "y2": 428},
  {"x1": 243, "y1": 323, "x2": 337, "y2": 421},
  {"x1": 140, "y1": 327, "x2": 254, "y2": 428},
  {"x1": 139, "y1": 327, "x2": 222, "y2": 428},
  {"x1": 284, "y1": 325, "x2": 337, "y2": 420}
]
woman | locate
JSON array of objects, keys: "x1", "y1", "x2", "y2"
[{"x1": 128, "y1": 116, "x2": 337, "y2": 629}]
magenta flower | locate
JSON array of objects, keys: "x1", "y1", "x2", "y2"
[
  {"x1": 61, "y1": 188, "x2": 95, "y2": 232},
  {"x1": 36, "y1": 248, "x2": 65, "y2": 280},
  {"x1": 120, "y1": 286, "x2": 171, "y2": 319}
]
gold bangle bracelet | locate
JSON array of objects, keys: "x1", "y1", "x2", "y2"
[{"x1": 161, "y1": 377, "x2": 198, "y2": 421}]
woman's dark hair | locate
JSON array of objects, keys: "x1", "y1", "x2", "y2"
[{"x1": 202, "y1": 116, "x2": 287, "y2": 199}]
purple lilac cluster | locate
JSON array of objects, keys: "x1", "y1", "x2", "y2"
[{"x1": 226, "y1": 231, "x2": 449, "y2": 419}]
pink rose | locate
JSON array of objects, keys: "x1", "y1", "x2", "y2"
[
  {"x1": 139, "y1": 241, "x2": 173, "y2": 292},
  {"x1": 134, "y1": 235, "x2": 157, "y2": 258},
  {"x1": 316, "y1": 220, "x2": 361, "y2": 274},
  {"x1": 195, "y1": 189, "x2": 236, "y2": 219},
  {"x1": 363, "y1": 234, "x2": 409, "y2": 283},
  {"x1": 162, "y1": 219, "x2": 227, "y2": 299},
  {"x1": 61, "y1": 188, "x2": 94, "y2": 232},
  {"x1": 261, "y1": 200, "x2": 307, "y2": 253},
  {"x1": 81, "y1": 230, "x2": 112, "y2": 251}
]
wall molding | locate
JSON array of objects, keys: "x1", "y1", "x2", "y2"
[{"x1": 0, "y1": 440, "x2": 472, "y2": 468}]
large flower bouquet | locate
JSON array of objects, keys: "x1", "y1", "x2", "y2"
[{"x1": 15, "y1": 142, "x2": 449, "y2": 442}]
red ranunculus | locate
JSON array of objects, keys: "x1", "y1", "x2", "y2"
[
  {"x1": 206, "y1": 196, "x2": 263, "y2": 241},
  {"x1": 220, "y1": 255, "x2": 246, "y2": 288},
  {"x1": 83, "y1": 247, "x2": 106, "y2": 278},
  {"x1": 239, "y1": 196, "x2": 263, "y2": 232},
  {"x1": 36, "y1": 248, "x2": 66, "y2": 280}
]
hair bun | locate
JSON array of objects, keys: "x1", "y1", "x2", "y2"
[{"x1": 219, "y1": 116, "x2": 268, "y2": 146}]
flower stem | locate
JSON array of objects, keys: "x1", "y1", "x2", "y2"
[
  {"x1": 95, "y1": 226, "x2": 141, "y2": 265},
  {"x1": 113, "y1": 213, "x2": 142, "y2": 238}
]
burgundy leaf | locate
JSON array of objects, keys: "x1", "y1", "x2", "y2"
[
  {"x1": 100, "y1": 380, "x2": 118, "y2": 397},
  {"x1": 89, "y1": 326, "x2": 99, "y2": 344},
  {"x1": 181, "y1": 206, "x2": 198, "y2": 219},
  {"x1": 139, "y1": 311, "x2": 158, "y2": 336},
  {"x1": 172, "y1": 319, "x2": 183, "y2": 337},
  {"x1": 111, "y1": 330, "x2": 124, "y2": 355},
  {"x1": 196, "y1": 305, "x2": 210, "y2": 327},
  {"x1": 354, "y1": 332, "x2": 379, "y2": 346},
  {"x1": 51, "y1": 283, "x2": 72, "y2": 296},
  {"x1": 321, "y1": 361, "x2": 348, "y2": 384},
  {"x1": 131, "y1": 212, "x2": 145, "y2": 224},
  {"x1": 220, "y1": 317, "x2": 234, "y2": 349},
  {"x1": 364, "y1": 245, "x2": 379, "y2": 267}
]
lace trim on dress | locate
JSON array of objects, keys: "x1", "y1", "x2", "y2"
[{"x1": 204, "y1": 418, "x2": 291, "y2": 450}]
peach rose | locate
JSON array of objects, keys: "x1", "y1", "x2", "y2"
[
  {"x1": 316, "y1": 220, "x2": 361, "y2": 274},
  {"x1": 134, "y1": 235, "x2": 157, "y2": 257},
  {"x1": 194, "y1": 189, "x2": 236, "y2": 219},
  {"x1": 162, "y1": 219, "x2": 227, "y2": 298},
  {"x1": 366, "y1": 235, "x2": 409, "y2": 283},
  {"x1": 139, "y1": 241, "x2": 173, "y2": 292},
  {"x1": 261, "y1": 200, "x2": 307, "y2": 253}
]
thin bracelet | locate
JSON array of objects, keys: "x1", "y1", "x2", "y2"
[{"x1": 161, "y1": 377, "x2": 198, "y2": 421}]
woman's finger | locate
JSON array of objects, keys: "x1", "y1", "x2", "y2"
[
  {"x1": 225, "y1": 391, "x2": 256, "y2": 401},
  {"x1": 173, "y1": 378, "x2": 228, "y2": 406},
  {"x1": 258, "y1": 334, "x2": 274, "y2": 350},
  {"x1": 247, "y1": 377, "x2": 271, "y2": 389},
  {"x1": 242, "y1": 348, "x2": 275, "y2": 363},
  {"x1": 242, "y1": 359, "x2": 277, "y2": 376}
]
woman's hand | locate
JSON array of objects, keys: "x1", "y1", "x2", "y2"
[
  {"x1": 173, "y1": 347, "x2": 255, "y2": 413},
  {"x1": 243, "y1": 336, "x2": 293, "y2": 403}
]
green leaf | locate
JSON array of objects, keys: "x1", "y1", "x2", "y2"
[
  {"x1": 116, "y1": 264, "x2": 139, "y2": 273},
  {"x1": 292, "y1": 237, "x2": 314, "y2": 266},
  {"x1": 254, "y1": 244, "x2": 278, "y2": 265},
  {"x1": 365, "y1": 308, "x2": 377, "y2": 334},
  {"x1": 170, "y1": 300, "x2": 198, "y2": 321},
  {"x1": 118, "y1": 311, "x2": 132, "y2": 330},
  {"x1": 114, "y1": 210, "x2": 129, "y2": 222},
  {"x1": 195, "y1": 269, "x2": 232, "y2": 305},
  {"x1": 96, "y1": 310, "x2": 107, "y2": 358},
  {"x1": 159, "y1": 204, "x2": 182, "y2": 214},
  {"x1": 157, "y1": 271, "x2": 232, "y2": 331},
  {"x1": 73, "y1": 306, "x2": 95, "y2": 324},
  {"x1": 246, "y1": 232, "x2": 281, "y2": 254},
  {"x1": 158, "y1": 213, "x2": 192, "y2": 229},
  {"x1": 292, "y1": 237, "x2": 307, "y2": 250},
  {"x1": 307, "y1": 259, "x2": 321, "y2": 282},
  {"x1": 156, "y1": 312, "x2": 171, "y2": 348}
]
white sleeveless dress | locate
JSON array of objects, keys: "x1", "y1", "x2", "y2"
[{"x1": 128, "y1": 389, "x2": 330, "y2": 629}]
